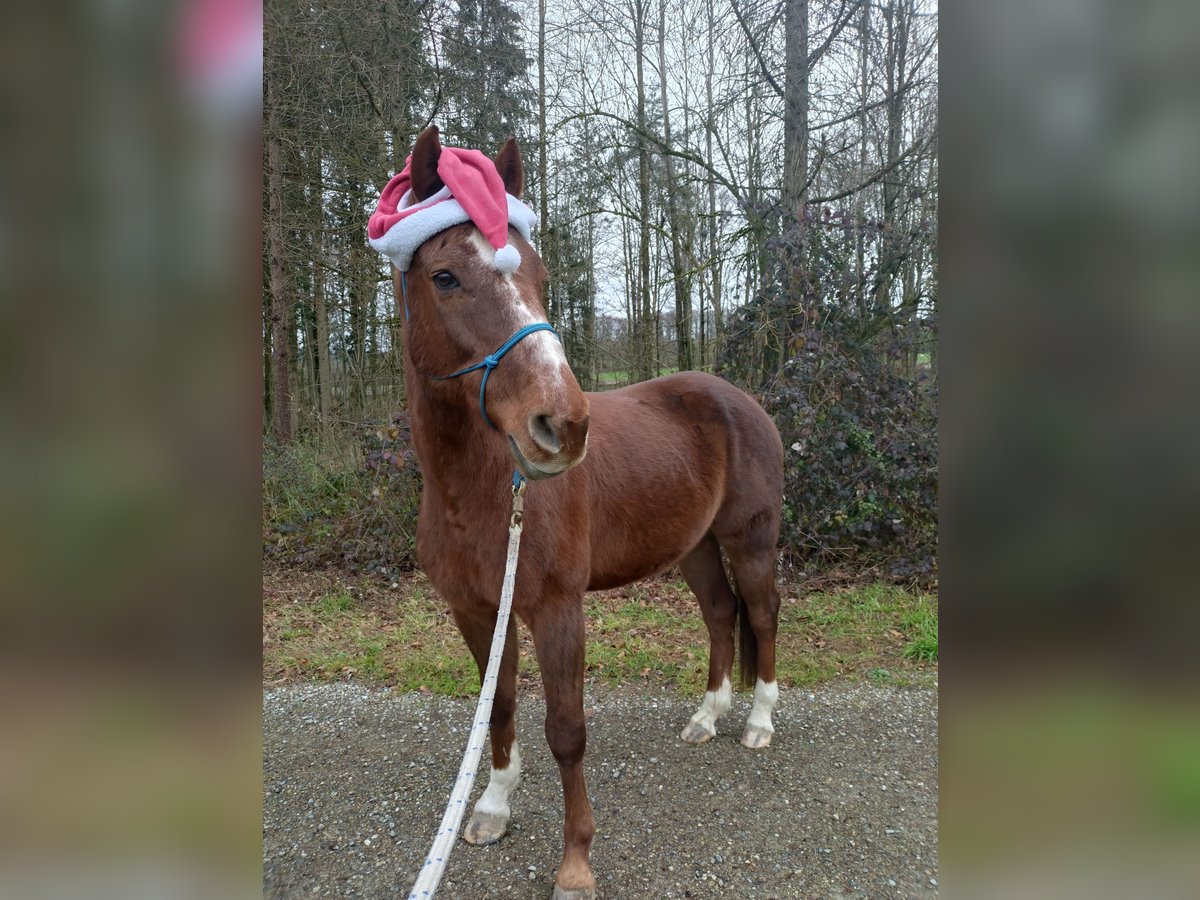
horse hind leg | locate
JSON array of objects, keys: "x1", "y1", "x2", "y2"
[
  {"x1": 723, "y1": 537, "x2": 782, "y2": 749},
  {"x1": 678, "y1": 534, "x2": 736, "y2": 744},
  {"x1": 455, "y1": 613, "x2": 521, "y2": 846}
]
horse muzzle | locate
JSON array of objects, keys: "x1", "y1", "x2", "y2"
[{"x1": 508, "y1": 412, "x2": 589, "y2": 480}]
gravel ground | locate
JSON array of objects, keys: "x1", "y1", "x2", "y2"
[{"x1": 263, "y1": 681, "x2": 937, "y2": 899}]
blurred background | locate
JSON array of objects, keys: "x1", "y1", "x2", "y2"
[
  {"x1": 1, "y1": 0, "x2": 262, "y2": 897},
  {"x1": 0, "y1": 0, "x2": 1197, "y2": 897},
  {"x1": 942, "y1": 0, "x2": 1200, "y2": 895}
]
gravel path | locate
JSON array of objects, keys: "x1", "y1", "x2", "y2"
[{"x1": 264, "y1": 681, "x2": 937, "y2": 899}]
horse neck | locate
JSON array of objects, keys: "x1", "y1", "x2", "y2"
[{"x1": 406, "y1": 365, "x2": 510, "y2": 513}]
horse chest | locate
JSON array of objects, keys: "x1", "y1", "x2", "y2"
[{"x1": 415, "y1": 504, "x2": 509, "y2": 594}]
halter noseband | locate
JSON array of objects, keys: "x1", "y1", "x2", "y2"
[{"x1": 400, "y1": 273, "x2": 560, "y2": 432}]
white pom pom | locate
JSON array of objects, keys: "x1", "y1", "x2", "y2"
[{"x1": 493, "y1": 243, "x2": 521, "y2": 273}]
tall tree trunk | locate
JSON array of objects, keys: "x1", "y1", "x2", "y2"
[
  {"x1": 658, "y1": 0, "x2": 692, "y2": 371},
  {"x1": 584, "y1": 211, "x2": 597, "y2": 387},
  {"x1": 538, "y1": 0, "x2": 548, "y2": 240},
  {"x1": 263, "y1": 289, "x2": 273, "y2": 430},
  {"x1": 622, "y1": 210, "x2": 637, "y2": 381},
  {"x1": 633, "y1": 0, "x2": 654, "y2": 382},
  {"x1": 537, "y1": 0, "x2": 553, "y2": 323},
  {"x1": 873, "y1": 0, "x2": 910, "y2": 313},
  {"x1": 346, "y1": 181, "x2": 370, "y2": 413},
  {"x1": 313, "y1": 227, "x2": 332, "y2": 422},
  {"x1": 744, "y1": 47, "x2": 767, "y2": 304},
  {"x1": 704, "y1": 0, "x2": 722, "y2": 362},
  {"x1": 782, "y1": 0, "x2": 809, "y2": 219},
  {"x1": 266, "y1": 34, "x2": 293, "y2": 443},
  {"x1": 781, "y1": 0, "x2": 811, "y2": 376},
  {"x1": 289, "y1": 271, "x2": 304, "y2": 407},
  {"x1": 856, "y1": 0, "x2": 870, "y2": 318}
]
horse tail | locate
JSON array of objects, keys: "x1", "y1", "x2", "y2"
[{"x1": 736, "y1": 589, "x2": 758, "y2": 689}]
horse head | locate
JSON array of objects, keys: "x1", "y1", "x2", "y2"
[{"x1": 373, "y1": 127, "x2": 590, "y2": 480}]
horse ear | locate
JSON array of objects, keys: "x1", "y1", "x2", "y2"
[
  {"x1": 495, "y1": 137, "x2": 524, "y2": 199},
  {"x1": 410, "y1": 126, "x2": 444, "y2": 201}
]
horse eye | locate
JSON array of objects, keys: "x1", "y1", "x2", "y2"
[{"x1": 432, "y1": 271, "x2": 459, "y2": 291}]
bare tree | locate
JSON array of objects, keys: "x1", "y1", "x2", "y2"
[
  {"x1": 266, "y1": 10, "x2": 293, "y2": 442},
  {"x1": 658, "y1": 0, "x2": 693, "y2": 371}
]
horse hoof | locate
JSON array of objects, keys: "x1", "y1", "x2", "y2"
[
  {"x1": 551, "y1": 885, "x2": 597, "y2": 900},
  {"x1": 463, "y1": 811, "x2": 508, "y2": 845},
  {"x1": 740, "y1": 725, "x2": 773, "y2": 749},
  {"x1": 680, "y1": 720, "x2": 716, "y2": 744}
]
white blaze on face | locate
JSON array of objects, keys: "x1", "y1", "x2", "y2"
[
  {"x1": 687, "y1": 676, "x2": 732, "y2": 735},
  {"x1": 746, "y1": 679, "x2": 778, "y2": 734},
  {"x1": 473, "y1": 741, "x2": 522, "y2": 819},
  {"x1": 468, "y1": 231, "x2": 569, "y2": 387}
]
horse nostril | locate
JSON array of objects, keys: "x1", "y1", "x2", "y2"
[{"x1": 529, "y1": 414, "x2": 561, "y2": 455}]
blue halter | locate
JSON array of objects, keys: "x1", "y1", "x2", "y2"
[
  {"x1": 400, "y1": 271, "x2": 560, "y2": 436},
  {"x1": 432, "y1": 323, "x2": 559, "y2": 431}
]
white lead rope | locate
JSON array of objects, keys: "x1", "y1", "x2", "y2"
[{"x1": 407, "y1": 483, "x2": 526, "y2": 899}]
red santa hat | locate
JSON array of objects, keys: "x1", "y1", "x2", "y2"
[{"x1": 368, "y1": 146, "x2": 536, "y2": 274}]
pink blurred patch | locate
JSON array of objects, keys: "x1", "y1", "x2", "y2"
[{"x1": 176, "y1": 0, "x2": 261, "y2": 115}]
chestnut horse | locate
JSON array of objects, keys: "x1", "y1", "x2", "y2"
[{"x1": 390, "y1": 128, "x2": 783, "y2": 899}]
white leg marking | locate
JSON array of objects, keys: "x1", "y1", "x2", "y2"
[
  {"x1": 747, "y1": 679, "x2": 778, "y2": 732},
  {"x1": 742, "y1": 679, "x2": 778, "y2": 749},
  {"x1": 681, "y1": 676, "x2": 731, "y2": 742},
  {"x1": 473, "y1": 741, "x2": 521, "y2": 818}
]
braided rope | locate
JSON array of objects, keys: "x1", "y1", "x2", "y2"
[{"x1": 407, "y1": 483, "x2": 526, "y2": 899}]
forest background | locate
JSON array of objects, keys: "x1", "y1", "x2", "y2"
[{"x1": 263, "y1": 0, "x2": 939, "y2": 584}]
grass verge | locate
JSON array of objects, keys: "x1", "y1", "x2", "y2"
[{"x1": 263, "y1": 566, "x2": 937, "y2": 697}]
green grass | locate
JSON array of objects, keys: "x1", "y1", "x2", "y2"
[
  {"x1": 266, "y1": 577, "x2": 484, "y2": 695},
  {"x1": 583, "y1": 584, "x2": 704, "y2": 690},
  {"x1": 900, "y1": 596, "x2": 939, "y2": 661},
  {"x1": 265, "y1": 568, "x2": 937, "y2": 696},
  {"x1": 775, "y1": 582, "x2": 937, "y2": 687}
]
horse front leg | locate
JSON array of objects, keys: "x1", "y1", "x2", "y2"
[
  {"x1": 452, "y1": 607, "x2": 522, "y2": 846},
  {"x1": 530, "y1": 598, "x2": 597, "y2": 899}
]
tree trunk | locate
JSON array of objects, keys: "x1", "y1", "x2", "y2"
[
  {"x1": 313, "y1": 228, "x2": 332, "y2": 422},
  {"x1": 658, "y1": 0, "x2": 692, "y2": 371},
  {"x1": 781, "y1": 0, "x2": 811, "y2": 362},
  {"x1": 584, "y1": 211, "x2": 597, "y2": 388},
  {"x1": 782, "y1": 0, "x2": 809, "y2": 219},
  {"x1": 873, "y1": 0, "x2": 910, "y2": 313},
  {"x1": 856, "y1": 0, "x2": 870, "y2": 318},
  {"x1": 266, "y1": 37, "x2": 293, "y2": 443},
  {"x1": 538, "y1": 0, "x2": 548, "y2": 248},
  {"x1": 633, "y1": 0, "x2": 654, "y2": 382},
  {"x1": 704, "y1": 0, "x2": 722, "y2": 361},
  {"x1": 263, "y1": 288, "x2": 272, "y2": 430}
]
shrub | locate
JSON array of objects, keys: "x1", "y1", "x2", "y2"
[
  {"x1": 758, "y1": 318, "x2": 937, "y2": 580},
  {"x1": 263, "y1": 412, "x2": 421, "y2": 576},
  {"x1": 715, "y1": 204, "x2": 938, "y2": 581}
]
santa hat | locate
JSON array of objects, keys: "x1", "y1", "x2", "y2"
[{"x1": 368, "y1": 146, "x2": 537, "y2": 274}]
